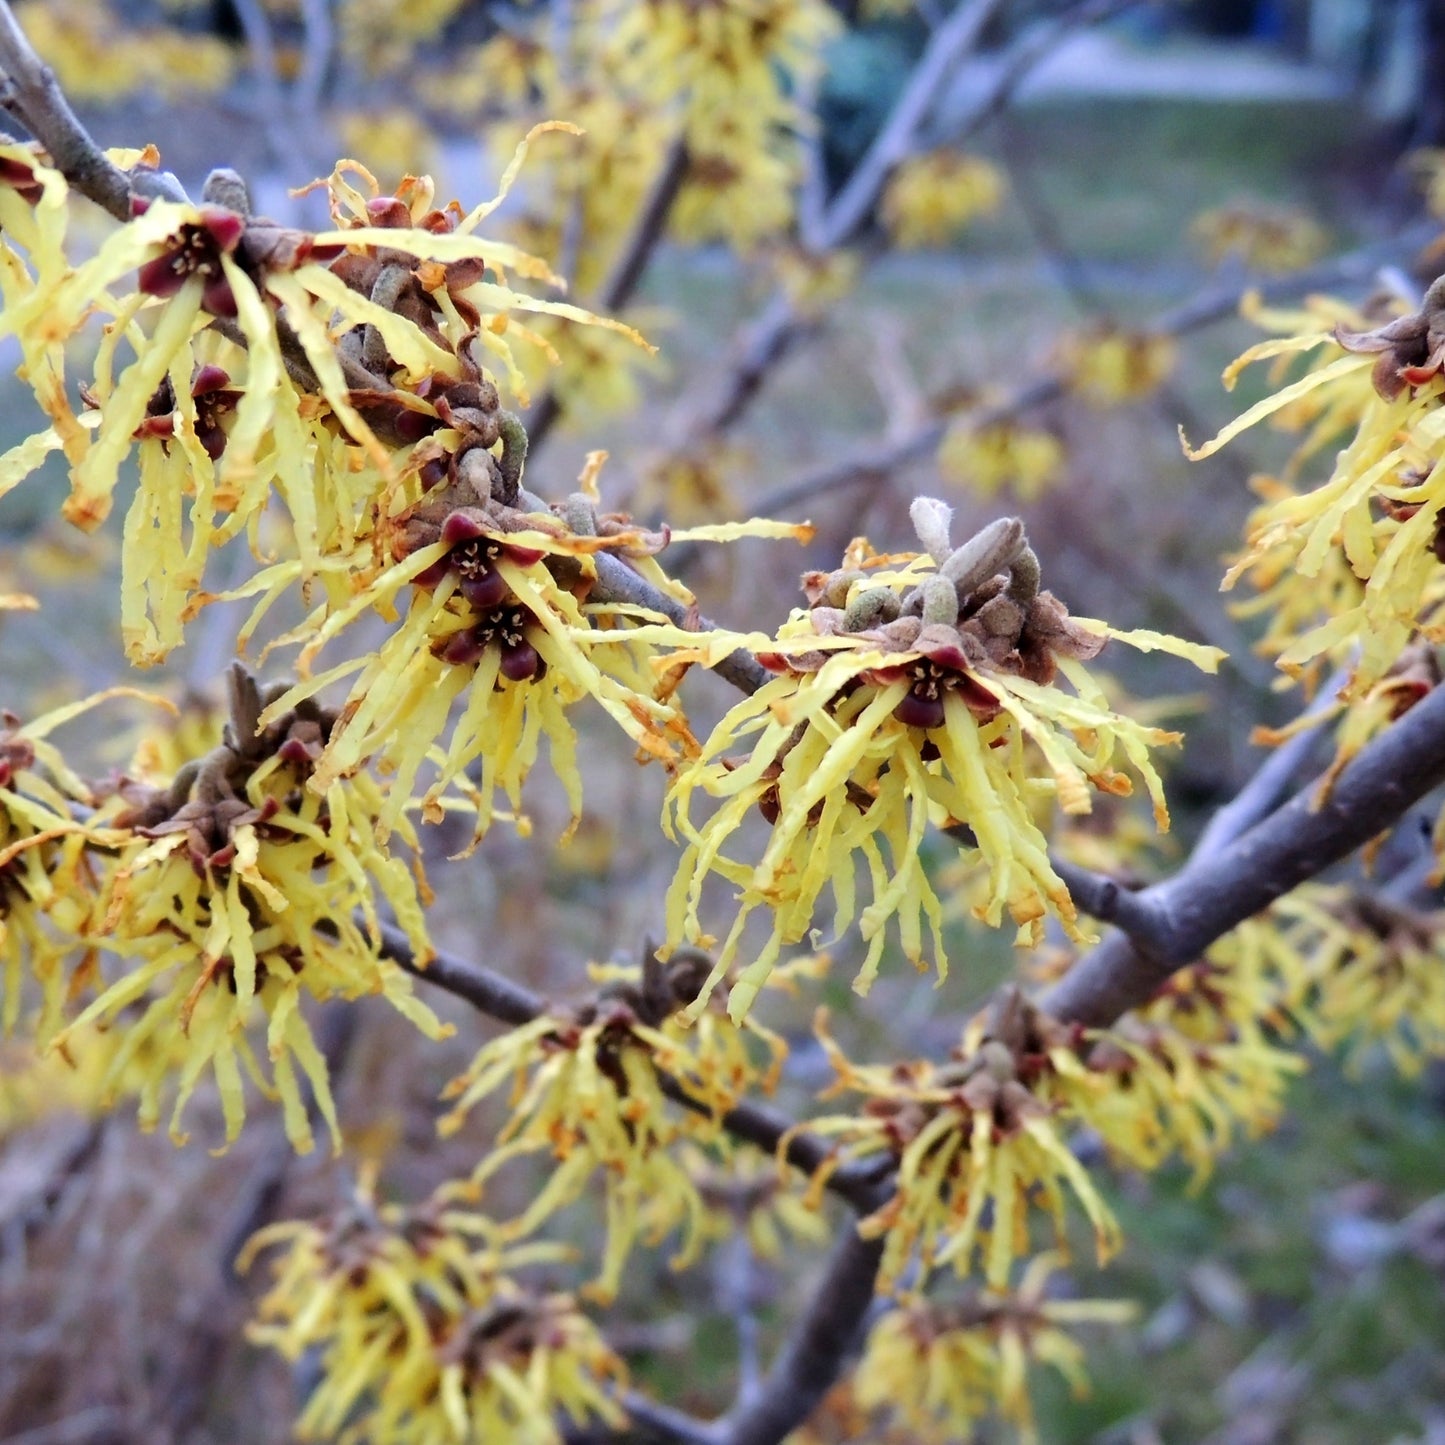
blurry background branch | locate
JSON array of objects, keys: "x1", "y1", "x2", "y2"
[
  {"x1": 726, "y1": 218, "x2": 1441, "y2": 531},
  {"x1": 676, "y1": 0, "x2": 1144, "y2": 445}
]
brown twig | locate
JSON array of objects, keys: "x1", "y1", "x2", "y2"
[
  {"x1": 685, "y1": 0, "x2": 1121, "y2": 444},
  {"x1": 737, "y1": 219, "x2": 1442, "y2": 527},
  {"x1": 0, "y1": 2, "x2": 145, "y2": 221},
  {"x1": 720, "y1": 1227, "x2": 887, "y2": 1445},
  {"x1": 590, "y1": 551, "x2": 773, "y2": 696}
]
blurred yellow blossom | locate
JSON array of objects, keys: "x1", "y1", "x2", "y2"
[
  {"x1": 332, "y1": 107, "x2": 438, "y2": 184},
  {"x1": 1056, "y1": 324, "x2": 1177, "y2": 405},
  {"x1": 938, "y1": 419, "x2": 1066, "y2": 501},
  {"x1": 17, "y1": 0, "x2": 233, "y2": 102},
  {"x1": 1191, "y1": 201, "x2": 1328, "y2": 273},
  {"x1": 881, "y1": 150, "x2": 1005, "y2": 250}
]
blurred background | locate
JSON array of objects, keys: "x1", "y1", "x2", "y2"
[{"x1": 3, "y1": 1, "x2": 1445, "y2": 1441}]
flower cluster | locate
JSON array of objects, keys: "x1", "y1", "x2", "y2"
[
  {"x1": 50, "y1": 668, "x2": 447, "y2": 1153},
  {"x1": 805, "y1": 997, "x2": 1121, "y2": 1293},
  {"x1": 1254, "y1": 886, "x2": 1445, "y2": 1077},
  {"x1": 1083, "y1": 955, "x2": 1307, "y2": 1181},
  {"x1": 1188, "y1": 282, "x2": 1445, "y2": 708},
  {"x1": 852, "y1": 1255, "x2": 1134, "y2": 1445},
  {"x1": 439, "y1": 945, "x2": 789, "y2": 1300},
  {"x1": 662, "y1": 498, "x2": 1221, "y2": 1019},
  {"x1": 244, "y1": 1178, "x2": 626, "y2": 1445},
  {"x1": 880, "y1": 150, "x2": 1005, "y2": 250},
  {"x1": 0, "y1": 134, "x2": 643, "y2": 663}
]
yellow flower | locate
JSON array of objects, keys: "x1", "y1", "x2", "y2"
[
  {"x1": 0, "y1": 694, "x2": 143, "y2": 1041},
  {"x1": 1187, "y1": 283, "x2": 1445, "y2": 698},
  {"x1": 853, "y1": 1254, "x2": 1135, "y2": 1445},
  {"x1": 53, "y1": 670, "x2": 447, "y2": 1154},
  {"x1": 257, "y1": 476, "x2": 686, "y2": 848},
  {"x1": 1082, "y1": 957, "x2": 1306, "y2": 1181},
  {"x1": 1191, "y1": 201, "x2": 1328, "y2": 273},
  {"x1": 244, "y1": 1175, "x2": 625, "y2": 1444},
  {"x1": 938, "y1": 419, "x2": 1066, "y2": 501},
  {"x1": 439, "y1": 946, "x2": 788, "y2": 1300},
  {"x1": 662, "y1": 500, "x2": 1222, "y2": 1019},
  {"x1": 881, "y1": 151, "x2": 1006, "y2": 250},
  {"x1": 1055, "y1": 324, "x2": 1177, "y2": 405},
  {"x1": 804, "y1": 1000, "x2": 1121, "y2": 1292}
]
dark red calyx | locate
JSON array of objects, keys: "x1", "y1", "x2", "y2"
[
  {"x1": 413, "y1": 557, "x2": 453, "y2": 589},
  {"x1": 499, "y1": 640, "x2": 541, "y2": 682},
  {"x1": 460, "y1": 567, "x2": 509, "y2": 611},
  {"x1": 894, "y1": 690, "x2": 946, "y2": 730},
  {"x1": 440, "y1": 510, "x2": 488, "y2": 546},
  {"x1": 191, "y1": 364, "x2": 232, "y2": 396},
  {"x1": 0, "y1": 158, "x2": 42, "y2": 204},
  {"x1": 440, "y1": 628, "x2": 487, "y2": 666},
  {"x1": 365, "y1": 196, "x2": 410, "y2": 227},
  {"x1": 503, "y1": 543, "x2": 546, "y2": 568}
]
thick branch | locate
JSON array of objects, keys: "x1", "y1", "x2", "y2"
[
  {"x1": 720, "y1": 1226, "x2": 887, "y2": 1445},
  {"x1": 378, "y1": 919, "x2": 545, "y2": 1028},
  {"x1": 1041, "y1": 681, "x2": 1445, "y2": 1028},
  {"x1": 590, "y1": 551, "x2": 772, "y2": 696},
  {"x1": 0, "y1": 1, "x2": 136, "y2": 220}
]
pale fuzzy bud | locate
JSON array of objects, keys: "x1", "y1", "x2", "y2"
[
  {"x1": 496, "y1": 412, "x2": 529, "y2": 500},
  {"x1": 910, "y1": 496, "x2": 955, "y2": 563},
  {"x1": 560, "y1": 493, "x2": 598, "y2": 536},
  {"x1": 941, "y1": 517, "x2": 1025, "y2": 595},
  {"x1": 975, "y1": 595, "x2": 1025, "y2": 637},
  {"x1": 919, "y1": 573, "x2": 960, "y2": 627},
  {"x1": 456, "y1": 446, "x2": 495, "y2": 505},
  {"x1": 201, "y1": 168, "x2": 251, "y2": 215},
  {"x1": 1006, "y1": 545, "x2": 1041, "y2": 606},
  {"x1": 844, "y1": 585, "x2": 902, "y2": 632}
]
